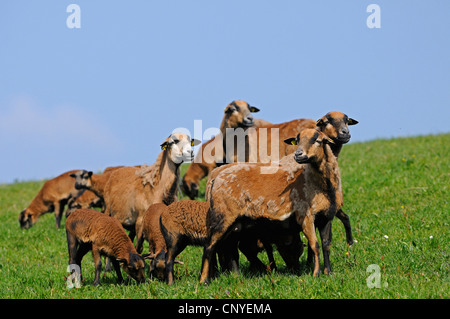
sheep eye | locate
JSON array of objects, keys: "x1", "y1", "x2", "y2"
[
  {"x1": 235, "y1": 106, "x2": 240, "y2": 112},
  {"x1": 173, "y1": 139, "x2": 179, "y2": 144}
]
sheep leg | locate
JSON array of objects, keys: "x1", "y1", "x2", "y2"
[
  {"x1": 218, "y1": 233, "x2": 240, "y2": 273},
  {"x1": 262, "y1": 240, "x2": 277, "y2": 272},
  {"x1": 200, "y1": 232, "x2": 223, "y2": 284},
  {"x1": 135, "y1": 234, "x2": 144, "y2": 254},
  {"x1": 336, "y1": 209, "x2": 353, "y2": 246},
  {"x1": 134, "y1": 217, "x2": 144, "y2": 252},
  {"x1": 92, "y1": 247, "x2": 102, "y2": 286},
  {"x1": 104, "y1": 257, "x2": 112, "y2": 272},
  {"x1": 319, "y1": 220, "x2": 333, "y2": 275},
  {"x1": 239, "y1": 237, "x2": 266, "y2": 272},
  {"x1": 216, "y1": 243, "x2": 233, "y2": 273},
  {"x1": 165, "y1": 239, "x2": 187, "y2": 285},
  {"x1": 111, "y1": 258, "x2": 124, "y2": 284},
  {"x1": 74, "y1": 243, "x2": 91, "y2": 280},
  {"x1": 301, "y1": 215, "x2": 320, "y2": 277},
  {"x1": 67, "y1": 232, "x2": 81, "y2": 278},
  {"x1": 200, "y1": 245, "x2": 214, "y2": 284},
  {"x1": 201, "y1": 211, "x2": 232, "y2": 283},
  {"x1": 128, "y1": 228, "x2": 136, "y2": 243},
  {"x1": 54, "y1": 201, "x2": 64, "y2": 228}
]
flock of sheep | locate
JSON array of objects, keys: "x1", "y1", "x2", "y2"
[{"x1": 18, "y1": 100, "x2": 358, "y2": 286}]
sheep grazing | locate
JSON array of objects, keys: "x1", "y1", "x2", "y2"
[
  {"x1": 181, "y1": 100, "x2": 271, "y2": 199},
  {"x1": 19, "y1": 170, "x2": 85, "y2": 229},
  {"x1": 200, "y1": 128, "x2": 342, "y2": 283},
  {"x1": 159, "y1": 200, "x2": 210, "y2": 285},
  {"x1": 103, "y1": 133, "x2": 200, "y2": 241},
  {"x1": 135, "y1": 203, "x2": 171, "y2": 281},
  {"x1": 65, "y1": 209, "x2": 148, "y2": 286}
]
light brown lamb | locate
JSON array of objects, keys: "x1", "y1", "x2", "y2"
[
  {"x1": 65, "y1": 209, "x2": 148, "y2": 286},
  {"x1": 135, "y1": 203, "x2": 183, "y2": 281},
  {"x1": 159, "y1": 200, "x2": 210, "y2": 285}
]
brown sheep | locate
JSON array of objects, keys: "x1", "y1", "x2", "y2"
[
  {"x1": 159, "y1": 200, "x2": 210, "y2": 285},
  {"x1": 65, "y1": 209, "x2": 148, "y2": 286},
  {"x1": 243, "y1": 112, "x2": 358, "y2": 266},
  {"x1": 69, "y1": 166, "x2": 124, "y2": 212},
  {"x1": 19, "y1": 170, "x2": 85, "y2": 229},
  {"x1": 103, "y1": 133, "x2": 200, "y2": 241},
  {"x1": 200, "y1": 128, "x2": 342, "y2": 283},
  {"x1": 212, "y1": 111, "x2": 358, "y2": 272},
  {"x1": 181, "y1": 100, "x2": 271, "y2": 199},
  {"x1": 135, "y1": 203, "x2": 183, "y2": 281}
]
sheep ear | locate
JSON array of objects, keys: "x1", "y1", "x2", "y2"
[
  {"x1": 69, "y1": 173, "x2": 76, "y2": 178},
  {"x1": 284, "y1": 137, "x2": 297, "y2": 146},
  {"x1": 316, "y1": 118, "x2": 327, "y2": 127},
  {"x1": 249, "y1": 106, "x2": 260, "y2": 113},
  {"x1": 174, "y1": 259, "x2": 184, "y2": 265},
  {"x1": 348, "y1": 118, "x2": 358, "y2": 125},
  {"x1": 191, "y1": 139, "x2": 201, "y2": 147},
  {"x1": 87, "y1": 171, "x2": 93, "y2": 178},
  {"x1": 160, "y1": 142, "x2": 168, "y2": 151}
]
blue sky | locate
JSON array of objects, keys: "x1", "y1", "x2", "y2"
[{"x1": 0, "y1": 1, "x2": 449, "y2": 183}]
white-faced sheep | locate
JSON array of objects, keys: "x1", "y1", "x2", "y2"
[
  {"x1": 200, "y1": 128, "x2": 342, "y2": 283},
  {"x1": 65, "y1": 209, "x2": 148, "y2": 286},
  {"x1": 103, "y1": 133, "x2": 200, "y2": 241},
  {"x1": 181, "y1": 100, "x2": 271, "y2": 199},
  {"x1": 19, "y1": 170, "x2": 85, "y2": 229}
]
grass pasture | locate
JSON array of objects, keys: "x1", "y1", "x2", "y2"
[{"x1": 0, "y1": 134, "x2": 448, "y2": 299}]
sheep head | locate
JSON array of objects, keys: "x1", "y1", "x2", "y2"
[
  {"x1": 18, "y1": 208, "x2": 37, "y2": 229},
  {"x1": 223, "y1": 100, "x2": 260, "y2": 129},
  {"x1": 117, "y1": 252, "x2": 146, "y2": 284},
  {"x1": 284, "y1": 128, "x2": 334, "y2": 165},
  {"x1": 69, "y1": 170, "x2": 93, "y2": 190},
  {"x1": 315, "y1": 111, "x2": 358, "y2": 144},
  {"x1": 160, "y1": 133, "x2": 201, "y2": 165}
]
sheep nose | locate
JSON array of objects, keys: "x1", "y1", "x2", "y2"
[
  {"x1": 295, "y1": 149, "x2": 303, "y2": 156},
  {"x1": 340, "y1": 128, "x2": 349, "y2": 135}
]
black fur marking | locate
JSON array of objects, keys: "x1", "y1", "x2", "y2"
[
  {"x1": 159, "y1": 215, "x2": 173, "y2": 248},
  {"x1": 308, "y1": 131, "x2": 320, "y2": 145}
]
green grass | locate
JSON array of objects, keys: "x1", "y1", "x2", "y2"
[{"x1": 0, "y1": 134, "x2": 449, "y2": 299}]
